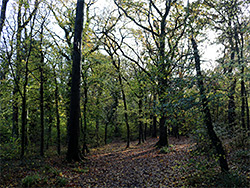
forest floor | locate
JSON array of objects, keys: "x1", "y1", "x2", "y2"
[{"x1": 1, "y1": 136, "x2": 249, "y2": 187}]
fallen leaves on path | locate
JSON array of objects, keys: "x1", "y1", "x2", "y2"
[{"x1": 66, "y1": 136, "x2": 193, "y2": 187}]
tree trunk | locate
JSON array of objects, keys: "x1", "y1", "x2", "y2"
[
  {"x1": 245, "y1": 89, "x2": 249, "y2": 131},
  {"x1": 191, "y1": 36, "x2": 229, "y2": 172},
  {"x1": 152, "y1": 93, "x2": 157, "y2": 138},
  {"x1": 39, "y1": 25, "x2": 44, "y2": 157},
  {"x1": 54, "y1": 70, "x2": 61, "y2": 155},
  {"x1": 0, "y1": 0, "x2": 9, "y2": 38},
  {"x1": 144, "y1": 113, "x2": 147, "y2": 141},
  {"x1": 158, "y1": 115, "x2": 168, "y2": 146},
  {"x1": 138, "y1": 98, "x2": 143, "y2": 144},
  {"x1": 12, "y1": 89, "x2": 19, "y2": 138},
  {"x1": 46, "y1": 103, "x2": 53, "y2": 150},
  {"x1": 95, "y1": 96, "x2": 100, "y2": 147},
  {"x1": 21, "y1": 58, "x2": 28, "y2": 158},
  {"x1": 40, "y1": 64, "x2": 44, "y2": 156},
  {"x1": 67, "y1": 0, "x2": 85, "y2": 162},
  {"x1": 104, "y1": 122, "x2": 108, "y2": 145},
  {"x1": 235, "y1": 32, "x2": 246, "y2": 130},
  {"x1": 81, "y1": 77, "x2": 89, "y2": 156},
  {"x1": 118, "y1": 73, "x2": 130, "y2": 148}
]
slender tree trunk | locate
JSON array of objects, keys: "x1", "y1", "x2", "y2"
[
  {"x1": 245, "y1": 90, "x2": 249, "y2": 131},
  {"x1": 144, "y1": 113, "x2": 147, "y2": 141},
  {"x1": 67, "y1": 0, "x2": 85, "y2": 162},
  {"x1": 191, "y1": 36, "x2": 229, "y2": 172},
  {"x1": 138, "y1": 98, "x2": 143, "y2": 144},
  {"x1": 152, "y1": 93, "x2": 157, "y2": 138},
  {"x1": 236, "y1": 32, "x2": 246, "y2": 129},
  {"x1": 0, "y1": 0, "x2": 9, "y2": 38},
  {"x1": 82, "y1": 77, "x2": 89, "y2": 156},
  {"x1": 118, "y1": 73, "x2": 130, "y2": 148},
  {"x1": 21, "y1": 59, "x2": 28, "y2": 158},
  {"x1": 13, "y1": 1, "x2": 22, "y2": 141},
  {"x1": 104, "y1": 122, "x2": 108, "y2": 145},
  {"x1": 95, "y1": 96, "x2": 100, "y2": 147},
  {"x1": 40, "y1": 64, "x2": 44, "y2": 156},
  {"x1": 46, "y1": 103, "x2": 53, "y2": 150},
  {"x1": 227, "y1": 28, "x2": 236, "y2": 133},
  {"x1": 12, "y1": 89, "x2": 19, "y2": 138},
  {"x1": 39, "y1": 25, "x2": 45, "y2": 157},
  {"x1": 54, "y1": 70, "x2": 61, "y2": 155}
]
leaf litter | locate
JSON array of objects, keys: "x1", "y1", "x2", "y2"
[{"x1": 0, "y1": 136, "x2": 217, "y2": 187}]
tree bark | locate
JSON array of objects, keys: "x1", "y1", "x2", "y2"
[
  {"x1": 40, "y1": 59, "x2": 44, "y2": 156},
  {"x1": 152, "y1": 93, "x2": 157, "y2": 138},
  {"x1": 39, "y1": 24, "x2": 45, "y2": 157},
  {"x1": 0, "y1": 0, "x2": 9, "y2": 38},
  {"x1": 54, "y1": 70, "x2": 61, "y2": 155},
  {"x1": 118, "y1": 73, "x2": 130, "y2": 148},
  {"x1": 67, "y1": 0, "x2": 84, "y2": 162},
  {"x1": 95, "y1": 94, "x2": 100, "y2": 147},
  {"x1": 46, "y1": 102, "x2": 53, "y2": 150},
  {"x1": 245, "y1": 89, "x2": 249, "y2": 131},
  {"x1": 138, "y1": 98, "x2": 143, "y2": 144},
  {"x1": 191, "y1": 36, "x2": 229, "y2": 172}
]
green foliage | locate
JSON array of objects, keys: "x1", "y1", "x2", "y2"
[
  {"x1": 56, "y1": 176, "x2": 68, "y2": 186},
  {"x1": 185, "y1": 155, "x2": 249, "y2": 187},
  {"x1": 208, "y1": 172, "x2": 248, "y2": 187},
  {"x1": 159, "y1": 145, "x2": 175, "y2": 154},
  {"x1": 0, "y1": 137, "x2": 20, "y2": 159},
  {"x1": 22, "y1": 174, "x2": 42, "y2": 187},
  {"x1": 73, "y1": 167, "x2": 89, "y2": 173}
]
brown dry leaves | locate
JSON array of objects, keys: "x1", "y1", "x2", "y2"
[
  {"x1": 1, "y1": 137, "x2": 193, "y2": 187},
  {"x1": 66, "y1": 137, "x2": 193, "y2": 187}
]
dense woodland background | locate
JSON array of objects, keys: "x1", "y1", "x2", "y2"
[{"x1": 0, "y1": 0, "x2": 249, "y2": 187}]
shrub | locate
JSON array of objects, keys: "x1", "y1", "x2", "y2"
[
  {"x1": 159, "y1": 145, "x2": 175, "y2": 154},
  {"x1": 22, "y1": 174, "x2": 41, "y2": 187},
  {"x1": 56, "y1": 176, "x2": 68, "y2": 186}
]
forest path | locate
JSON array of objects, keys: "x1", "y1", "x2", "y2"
[{"x1": 68, "y1": 137, "x2": 193, "y2": 187}]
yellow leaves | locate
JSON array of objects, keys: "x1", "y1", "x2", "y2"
[{"x1": 59, "y1": 172, "x2": 63, "y2": 177}]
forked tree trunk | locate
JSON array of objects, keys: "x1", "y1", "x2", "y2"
[{"x1": 191, "y1": 36, "x2": 229, "y2": 172}]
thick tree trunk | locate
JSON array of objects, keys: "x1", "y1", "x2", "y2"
[
  {"x1": 67, "y1": 0, "x2": 84, "y2": 162},
  {"x1": 158, "y1": 115, "x2": 168, "y2": 146},
  {"x1": 191, "y1": 36, "x2": 229, "y2": 172},
  {"x1": 0, "y1": 0, "x2": 9, "y2": 38}
]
